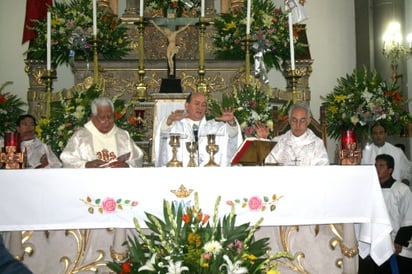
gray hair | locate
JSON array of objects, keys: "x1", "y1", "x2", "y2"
[
  {"x1": 91, "y1": 97, "x2": 114, "y2": 115},
  {"x1": 288, "y1": 102, "x2": 312, "y2": 119}
]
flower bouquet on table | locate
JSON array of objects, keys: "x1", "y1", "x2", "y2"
[
  {"x1": 36, "y1": 83, "x2": 143, "y2": 157},
  {"x1": 0, "y1": 81, "x2": 25, "y2": 138},
  {"x1": 213, "y1": 0, "x2": 306, "y2": 71},
  {"x1": 26, "y1": 0, "x2": 131, "y2": 66},
  {"x1": 321, "y1": 67, "x2": 412, "y2": 143},
  {"x1": 107, "y1": 193, "x2": 292, "y2": 274}
]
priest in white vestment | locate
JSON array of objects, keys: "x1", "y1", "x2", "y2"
[
  {"x1": 256, "y1": 102, "x2": 329, "y2": 166},
  {"x1": 154, "y1": 92, "x2": 242, "y2": 167},
  {"x1": 61, "y1": 97, "x2": 144, "y2": 168}
]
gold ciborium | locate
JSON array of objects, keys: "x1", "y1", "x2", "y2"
[
  {"x1": 186, "y1": 141, "x2": 198, "y2": 167},
  {"x1": 205, "y1": 134, "x2": 219, "y2": 167},
  {"x1": 167, "y1": 134, "x2": 183, "y2": 167}
]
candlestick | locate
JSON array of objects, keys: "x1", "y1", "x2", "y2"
[
  {"x1": 288, "y1": 12, "x2": 295, "y2": 70},
  {"x1": 246, "y1": 0, "x2": 251, "y2": 35},
  {"x1": 140, "y1": 0, "x2": 144, "y2": 17},
  {"x1": 201, "y1": 0, "x2": 205, "y2": 17},
  {"x1": 93, "y1": 0, "x2": 97, "y2": 36},
  {"x1": 46, "y1": 12, "x2": 51, "y2": 71}
]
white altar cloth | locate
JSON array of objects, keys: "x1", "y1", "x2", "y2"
[{"x1": 0, "y1": 166, "x2": 393, "y2": 265}]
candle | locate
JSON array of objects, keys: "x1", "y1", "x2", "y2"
[
  {"x1": 46, "y1": 11, "x2": 51, "y2": 71},
  {"x1": 93, "y1": 0, "x2": 97, "y2": 36},
  {"x1": 201, "y1": 0, "x2": 205, "y2": 17},
  {"x1": 288, "y1": 12, "x2": 295, "y2": 70},
  {"x1": 140, "y1": 0, "x2": 144, "y2": 17},
  {"x1": 246, "y1": 0, "x2": 251, "y2": 35}
]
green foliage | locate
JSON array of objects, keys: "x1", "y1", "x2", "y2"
[
  {"x1": 0, "y1": 82, "x2": 26, "y2": 137},
  {"x1": 26, "y1": 0, "x2": 131, "y2": 66}
]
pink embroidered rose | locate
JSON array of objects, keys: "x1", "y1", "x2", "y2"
[
  {"x1": 226, "y1": 200, "x2": 234, "y2": 206},
  {"x1": 131, "y1": 201, "x2": 138, "y2": 207},
  {"x1": 101, "y1": 197, "x2": 117, "y2": 213},
  {"x1": 248, "y1": 196, "x2": 263, "y2": 211}
]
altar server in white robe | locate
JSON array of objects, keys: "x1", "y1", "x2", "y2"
[
  {"x1": 16, "y1": 114, "x2": 62, "y2": 168},
  {"x1": 256, "y1": 102, "x2": 329, "y2": 166},
  {"x1": 362, "y1": 122, "x2": 412, "y2": 186},
  {"x1": 154, "y1": 92, "x2": 242, "y2": 167},
  {"x1": 359, "y1": 154, "x2": 412, "y2": 274},
  {"x1": 61, "y1": 97, "x2": 144, "y2": 168}
]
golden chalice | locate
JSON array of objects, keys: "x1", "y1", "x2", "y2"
[
  {"x1": 167, "y1": 134, "x2": 183, "y2": 167},
  {"x1": 205, "y1": 134, "x2": 219, "y2": 167}
]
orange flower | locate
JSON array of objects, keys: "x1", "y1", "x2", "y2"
[
  {"x1": 120, "y1": 262, "x2": 132, "y2": 274},
  {"x1": 182, "y1": 213, "x2": 191, "y2": 224},
  {"x1": 114, "y1": 112, "x2": 123, "y2": 120},
  {"x1": 128, "y1": 116, "x2": 137, "y2": 125},
  {"x1": 0, "y1": 94, "x2": 6, "y2": 104}
]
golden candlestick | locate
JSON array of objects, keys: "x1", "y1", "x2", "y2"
[
  {"x1": 135, "y1": 16, "x2": 148, "y2": 101},
  {"x1": 197, "y1": 17, "x2": 208, "y2": 93},
  {"x1": 41, "y1": 69, "x2": 56, "y2": 119},
  {"x1": 93, "y1": 35, "x2": 99, "y2": 84}
]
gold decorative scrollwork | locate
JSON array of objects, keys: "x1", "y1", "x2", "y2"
[
  {"x1": 60, "y1": 229, "x2": 107, "y2": 274},
  {"x1": 278, "y1": 226, "x2": 309, "y2": 274}
]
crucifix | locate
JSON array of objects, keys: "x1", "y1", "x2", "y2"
[
  {"x1": 291, "y1": 157, "x2": 300, "y2": 166},
  {"x1": 149, "y1": 17, "x2": 198, "y2": 93}
]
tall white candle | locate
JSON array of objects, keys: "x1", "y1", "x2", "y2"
[
  {"x1": 47, "y1": 12, "x2": 51, "y2": 71},
  {"x1": 288, "y1": 13, "x2": 295, "y2": 70},
  {"x1": 140, "y1": 0, "x2": 144, "y2": 17},
  {"x1": 201, "y1": 0, "x2": 205, "y2": 17},
  {"x1": 93, "y1": 0, "x2": 97, "y2": 36},
  {"x1": 246, "y1": 0, "x2": 251, "y2": 35}
]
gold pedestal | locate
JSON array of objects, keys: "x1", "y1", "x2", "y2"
[
  {"x1": 204, "y1": 134, "x2": 219, "y2": 167},
  {"x1": 167, "y1": 134, "x2": 183, "y2": 167}
]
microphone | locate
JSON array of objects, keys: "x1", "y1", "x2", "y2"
[{"x1": 193, "y1": 124, "x2": 199, "y2": 142}]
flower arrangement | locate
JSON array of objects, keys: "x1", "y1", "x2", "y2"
[
  {"x1": 0, "y1": 82, "x2": 26, "y2": 138},
  {"x1": 321, "y1": 67, "x2": 412, "y2": 141},
  {"x1": 35, "y1": 84, "x2": 144, "y2": 157},
  {"x1": 213, "y1": 0, "x2": 307, "y2": 71},
  {"x1": 107, "y1": 193, "x2": 292, "y2": 274},
  {"x1": 26, "y1": 0, "x2": 131, "y2": 66}
]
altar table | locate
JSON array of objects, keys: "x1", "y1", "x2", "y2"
[{"x1": 0, "y1": 166, "x2": 393, "y2": 270}]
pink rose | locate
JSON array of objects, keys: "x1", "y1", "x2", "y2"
[
  {"x1": 101, "y1": 197, "x2": 117, "y2": 213},
  {"x1": 131, "y1": 201, "x2": 138, "y2": 207},
  {"x1": 226, "y1": 200, "x2": 234, "y2": 206},
  {"x1": 248, "y1": 196, "x2": 263, "y2": 211}
]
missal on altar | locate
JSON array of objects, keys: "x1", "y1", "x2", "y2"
[{"x1": 231, "y1": 137, "x2": 276, "y2": 166}]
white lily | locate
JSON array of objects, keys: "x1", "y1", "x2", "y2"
[
  {"x1": 164, "y1": 260, "x2": 189, "y2": 274},
  {"x1": 138, "y1": 253, "x2": 156, "y2": 272},
  {"x1": 219, "y1": 254, "x2": 248, "y2": 274}
]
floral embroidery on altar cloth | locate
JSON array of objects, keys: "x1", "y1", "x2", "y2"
[
  {"x1": 81, "y1": 196, "x2": 139, "y2": 214},
  {"x1": 226, "y1": 194, "x2": 283, "y2": 212}
]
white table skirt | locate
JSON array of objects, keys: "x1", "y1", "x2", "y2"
[{"x1": 0, "y1": 165, "x2": 393, "y2": 265}]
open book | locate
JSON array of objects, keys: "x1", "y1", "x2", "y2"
[{"x1": 231, "y1": 137, "x2": 277, "y2": 166}]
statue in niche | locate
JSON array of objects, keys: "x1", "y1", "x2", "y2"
[{"x1": 150, "y1": 20, "x2": 191, "y2": 77}]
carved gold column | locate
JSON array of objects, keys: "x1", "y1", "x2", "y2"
[
  {"x1": 135, "y1": 16, "x2": 148, "y2": 100},
  {"x1": 197, "y1": 17, "x2": 208, "y2": 93}
]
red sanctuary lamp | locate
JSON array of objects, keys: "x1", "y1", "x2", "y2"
[
  {"x1": 341, "y1": 129, "x2": 356, "y2": 149},
  {"x1": 339, "y1": 129, "x2": 361, "y2": 165}
]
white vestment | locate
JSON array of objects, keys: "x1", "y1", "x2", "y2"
[
  {"x1": 381, "y1": 180, "x2": 412, "y2": 258},
  {"x1": 265, "y1": 129, "x2": 329, "y2": 166},
  {"x1": 60, "y1": 121, "x2": 144, "y2": 168},
  {"x1": 362, "y1": 142, "x2": 412, "y2": 186},
  {"x1": 20, "y1": 137, "x2": 62, "y2": 168},
  {"x1": 154, "y1": 117, "x2": 243, "y2": 167}
]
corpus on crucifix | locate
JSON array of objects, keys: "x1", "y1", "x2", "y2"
[{"x1": 150, "y1": 20, "x2": 191, "y2": 77}]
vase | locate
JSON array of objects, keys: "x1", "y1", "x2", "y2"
[{"x1": 341, "y1": 129, "x2": 356, "y2": 150}]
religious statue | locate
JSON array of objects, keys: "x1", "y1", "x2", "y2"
[{"x1": 150, "y1": 20, "x2": 191, "y2": 77}]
